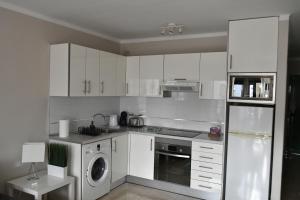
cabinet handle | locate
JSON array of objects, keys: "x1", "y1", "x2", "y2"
[
  {"x1": 88, "y1": 81, "x2": 91, "y2": 94},
  {"x1": 199, "y1": 156, "x2": 213, "y2": 160},
  {"x1": 114, "y1": 140, "x2": 117, "y2": 152},
  {"x1": 174, "y1": 78, "x2": 187, "y2": 81},
  {"x1": 150, "y1": 139, "x2": 153, "y2": 151},
  {"x1": 200, "y1": 146, "x2": 214, "y2": 150},
  {"x1": 198, "y1": 165, "x2": 213, "y2": 169},
  {"x1": 229, "y1": 54, "x2": 233, "y2": 69},
  {"x1": 83, "y1": 80, "x2": 87, "y2": 94},
  {"x1": 126, "y1": 83, "x2": 129, "y2": 94},
  {"x1": 198, "y1": 175, "x2": 213, "y2": 179},
  {"x1": 101, "y1": 81, "x2": 104, "y2": 94},
  {"x1": 197, "y1": 184, "x2": 212, "y2": 189},
  {"x1": 199, "y1": 82, "x2": 203, "y2": 96}
]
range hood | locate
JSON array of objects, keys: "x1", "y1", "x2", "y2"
[{"x1": 161, "y1": 79, "x2": 200, "y2": 92}]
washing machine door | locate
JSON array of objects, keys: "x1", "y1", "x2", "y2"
[{"x1": 86, "y1": 153, "x2": 109, "y2": 187}]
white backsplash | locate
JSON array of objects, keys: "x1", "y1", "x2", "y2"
[
  {"x1": 49, "y1": 94, "x2": 226, "y2": 134},
  {"x1": 120, "y1": 93, "x2": 226, "y2": 132},
  {"x1": 49, "y1": 97, "x2": 120, "y2": 135}
]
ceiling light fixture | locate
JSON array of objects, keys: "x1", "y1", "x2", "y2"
[{"x1": 160, "y1": 23, "x2": 184, "y2": 36}]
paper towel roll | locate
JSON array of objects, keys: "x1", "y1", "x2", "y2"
[{"x1": 59, "y1": 120, "x2": 69, "y2": 138}]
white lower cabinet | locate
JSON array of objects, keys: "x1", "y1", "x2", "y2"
[
  {"x1": 111, "y1": 134, "x2": 128, "y2": 183},
  {"x1": 191, "y1": 179, "x2": 222, "y2": 193},
  {"x1": 191, "y1": 141, "x2": 223, "y2": 198},
  {"x1": 128, "y1": 133, "x2": 155, "y2": 180}
]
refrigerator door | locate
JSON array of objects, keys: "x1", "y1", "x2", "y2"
[{"x1": 225, "y1": 105, "x2": 273, "y2": 200}]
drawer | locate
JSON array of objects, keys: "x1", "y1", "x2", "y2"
[
  {"x1": 191, "y1": 170, "x2": 222, "y2": 184},
  {"x1": 191, "y1": 160, "x2": 222, "y2": 174},
  {"x1": 192, "y1": 141, "x2": 223, "y2": 154},
  {"x1": 192, "y1": 151, "x2": 223, "y2": 164},
  {"x1": 190, "y1": 179, "x2": 222, "y2": 193}
]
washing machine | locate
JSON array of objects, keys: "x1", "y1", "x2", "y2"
[{"x1": 82, "y1": 139, "x2": 111, "y2": 200}]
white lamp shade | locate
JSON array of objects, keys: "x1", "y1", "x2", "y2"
[{"x1": 22, "y1": 143, "x2": 45, "y2": 163}]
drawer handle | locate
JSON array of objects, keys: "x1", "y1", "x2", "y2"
[
  {"x1": 200, "y1": 146, "x2": 214, "y2": 150},
  {"x1": 199, "y1": 156, "x2": 213, "y2": 160},
  {"x1": 198, "y1": 165, "x2": 213, "y2": 169},
  {"x1": 198, "y1": 175, "x2": 213, "y2": 179},
  {"x1": 197, "y1": 184, "x2": 212, "y2": 189}
]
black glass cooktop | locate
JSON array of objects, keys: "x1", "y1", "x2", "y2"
[{"x1": 143, "y1": 126, "x2": 201, "y2": 138}]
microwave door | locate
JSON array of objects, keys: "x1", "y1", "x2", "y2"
[{"x1": 227, "y1": 73, "x2": 276, "y2": 104}]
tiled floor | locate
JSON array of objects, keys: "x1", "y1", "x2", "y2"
[{"x1": 98, "y1": 183, "x2": 199, "y2": 200}]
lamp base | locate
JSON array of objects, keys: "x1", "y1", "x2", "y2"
[{"x1": 27, "y1": 163, "x2": 39, "y2": 181}]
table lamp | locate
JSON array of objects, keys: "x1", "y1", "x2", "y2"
[{"x1": 22, "y1": 143, "x2": 45, "y2": 180}]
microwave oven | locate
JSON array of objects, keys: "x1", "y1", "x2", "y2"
[{"x1": 227, "y1": 73, "x2": 276, "y2": 104}]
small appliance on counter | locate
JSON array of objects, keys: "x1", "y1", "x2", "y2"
[
  {"x1": 128, "y1": 115, "x2": 144, "y2": 127},
  {"x1": 209, "y1": 125, "x2": 221, "y2": 138},
  {"x1": 119, "y1": 111, "x2": 128, "y2": 127},
  {"x1": 108, "y1": 114, "x2": 119, "y2": 128}
]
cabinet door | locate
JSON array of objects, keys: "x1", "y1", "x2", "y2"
[
  {"x1": 129, "y1": 133, "x2": 154, "y2": 180},
  {"x1": 228, "y1": 17, "x2": 278, "y2": 72},
  {"x1": 112, "y1": 134, "x2": 128, "y2": 183},
  {"x1": 164, "y1": 53, "x2": 200, "y2": 81},
  {"x1": 140, "y1": 55, "x2": 164, "y2": 97},
  {"x1": 85, "y1": 48, "x2": 100, "y2": 96},
  {"x1": 70, "y1": 44, "x2": 86, "y2": 96},
  {"x1": 116, "y1": 55, "x2": 126, "y2": 96},
  {"x1": 50, "y1": 43, "x2": 69, "y2": 96},
  {"x1": 100, "y1": 51, "x2": 117, "y2": 96},
  {"x1": 199, "y1": 52, "x2": 227, "y2": 99},
  {"x1": 126, "y1": 57, "x2": 140, "y2": 96}
]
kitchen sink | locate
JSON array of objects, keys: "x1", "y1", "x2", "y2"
[{"x1": 78, "y1": 126, "x2": 125, "y2": 136}]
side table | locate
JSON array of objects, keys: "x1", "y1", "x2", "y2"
[{"x1": 7, "y1": 171, "x2": 75, "y2": 200}]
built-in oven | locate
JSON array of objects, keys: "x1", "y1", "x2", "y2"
[
  {"x1": 154, "y1": 137, "x2": 191, "y2": 187},
  {"x1": 227, "y1": 73, "x2": 276, "y2": 104}
]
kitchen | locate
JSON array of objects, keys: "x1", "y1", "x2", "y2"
[{"x1": 0, "y1": 1, "x2": 297, "y2": 200}]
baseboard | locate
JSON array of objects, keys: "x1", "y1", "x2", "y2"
[
  {"x1": 111, "y1": 177, "x2": 126, "y2": 190},
  {"x1": 126, "y1": 176, "x2": 220, "y2": 200}
]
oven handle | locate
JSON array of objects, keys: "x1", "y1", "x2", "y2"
[{"x1": 155, "y1": 151, "x2": 191, "y2": 159}]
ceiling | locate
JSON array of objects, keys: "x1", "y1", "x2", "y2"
[{"x1": 0, "y1": 0, "x2": 300, "y2": 55}]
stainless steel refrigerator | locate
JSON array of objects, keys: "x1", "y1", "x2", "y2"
[{"x1": 225, "y1": 105, "x2": 273, "y2": 200}]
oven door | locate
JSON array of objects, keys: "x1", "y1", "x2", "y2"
[{"x1": 154, "y1": 150, "x2": 191, "y2": 186}]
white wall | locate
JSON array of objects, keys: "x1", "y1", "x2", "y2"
[{"x1": 120, "y1": 93, "x2": 225, "y2": 132}]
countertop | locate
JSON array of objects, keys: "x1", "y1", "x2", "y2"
[{"x1": 50, "y1": 127, "x2": 223, "y2": 145}]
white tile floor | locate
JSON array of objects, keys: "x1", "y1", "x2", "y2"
[{"x1": 98, "y1": 183, "x2": 199, "y2": 200}]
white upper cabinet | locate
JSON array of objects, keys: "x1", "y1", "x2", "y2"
[
  {"x1": 99, "y1": 51, "x2": 117, "y2": 96},
  {"x1": 70, "y1": 44, "x2": 86, "y2": 96},
  {"x1": 228, "y1": 17, "x2": 278, "y2": 72},
  {"x1": 85, "y1": 48, "x2": 100, "y2": 96},
  {"x1": 50, "y1": 43, "x2": 127, "y2": 97},
  {"x1": 111, "y1": 134, "x2": 128, "y2": 183},
  {"x1": 199, "y1": 52, "x2": 227, "y2": 99},
  {"x1": 116, "y1": 55, "x2": 126, "y2": 96},
  {"x1": 129, "y1": 133, "x2": 154, "y2": 180},
  {"x1": 126, "y1": 56, "x2": 140, "y2": 96},
  {"x1": 140, "y1": 55, "x2": 164, "y2": 97},
  {"x1": 164, "y1": 53, "x2": 200, "y2": 81},
  {"x1": 50, "y1": 44, "x2": 69, "y2": 96}
]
